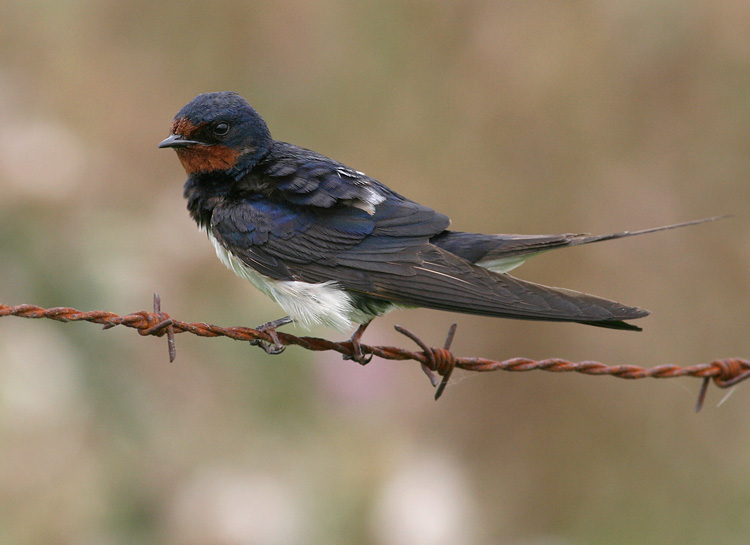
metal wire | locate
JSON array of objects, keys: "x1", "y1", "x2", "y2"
[{"x1": 1, "y1": 295, "x2": 747, "y2": 408}]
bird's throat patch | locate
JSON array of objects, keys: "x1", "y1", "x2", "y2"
[{"x1": 176, "y1": 144, "x2": 241, "y2": 175}]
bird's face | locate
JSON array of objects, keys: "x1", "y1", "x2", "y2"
[{"x1": 159, "y1": 91, "x2": 272, "y2": 176}]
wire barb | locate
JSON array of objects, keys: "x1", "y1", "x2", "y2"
[
  {"x1": 1, "y1": 299, "x2": 748, "y2": 407},
  {"x1": 395, "y1": 323, "x2": 457, "y2": 399},
  {"x1": 149, "y1": 293, "x2": 176, "y2": 362}
]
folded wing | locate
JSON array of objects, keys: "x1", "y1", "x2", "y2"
[{"x1": 211, "y1": 194, "x2": 648, "y2": 330}]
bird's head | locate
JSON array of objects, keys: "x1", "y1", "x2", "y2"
[{"x1": 159, "y1": 91, "x2": 272, "y2": 178}]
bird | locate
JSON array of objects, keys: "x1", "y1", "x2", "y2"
[{"x1": 159, "y1": 91, "x2": 718, "y2": 362}]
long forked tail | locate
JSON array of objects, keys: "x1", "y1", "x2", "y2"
[
  {"x1": 431, "y1": 216, "x2": 727, "y2": 274},
  {"x1": 564, "y1": 215, "x2": 728, "y2": 248}
]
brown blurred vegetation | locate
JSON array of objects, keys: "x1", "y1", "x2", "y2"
[{"x1": 0, "y1": 1, "x2": 749, "y2": 544}]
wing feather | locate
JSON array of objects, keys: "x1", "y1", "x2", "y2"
[{"x1": 211, "y1": 194, "x2": 647, "y2": 329}]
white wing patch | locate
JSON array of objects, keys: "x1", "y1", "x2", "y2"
[{"x1": 336, "y1": 168, "x2": 385, "y2": 215}]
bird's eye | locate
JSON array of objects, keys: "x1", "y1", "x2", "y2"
[{"x1": 213, "y1": 122, "x2": 230, "y2": 136}]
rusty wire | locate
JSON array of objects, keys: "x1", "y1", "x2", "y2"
[{"x1": 1, "y1": 295, "x2": 748, "y2": 409}]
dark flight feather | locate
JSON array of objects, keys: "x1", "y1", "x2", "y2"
[{"x1": 210, "y1": 183, "x2": 649, "y2": 331}]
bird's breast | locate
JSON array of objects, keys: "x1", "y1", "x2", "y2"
[{"x1": 204, "y1": 229, "x2": 360, "y2": 331}]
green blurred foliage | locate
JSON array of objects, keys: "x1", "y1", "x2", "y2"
[{"x1": 0, "y1": 1, "x2": 749, "y2": 544}]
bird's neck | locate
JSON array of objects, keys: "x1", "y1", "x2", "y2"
[{"x1": 183, "y1": 171, "x2": 236, "y2": 229}]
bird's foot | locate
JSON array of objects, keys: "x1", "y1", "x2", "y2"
[
  {"x1": 343, "y1": 321, "x2": 373, "y2": 365},
  {"x1": 251, "y1": 316, "x2": 292, "y2": 355}
]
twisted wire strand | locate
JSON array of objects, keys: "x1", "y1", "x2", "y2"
[{"x1": 1, "y1": 298, "x2": 747, "y2": 408}]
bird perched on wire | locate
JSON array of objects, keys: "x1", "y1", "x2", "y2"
[{"x1": 159, "y1": 91, "x2": 717, "y2": 362}]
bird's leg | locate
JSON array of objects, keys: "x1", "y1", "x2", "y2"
[
  {"x1": 251, "y1": 316, "x2": 292, "y2": 355},
  {"x1": 343, "y1": 321, "x2": 373, "y2": 365}
]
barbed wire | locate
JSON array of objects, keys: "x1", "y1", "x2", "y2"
[{"x1": 1, "y1": 294, "x2": 747, "y2": 410}]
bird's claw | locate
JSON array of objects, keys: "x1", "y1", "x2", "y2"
[
  {"x1": 251, "y1": 337, "x2": 286, "y2": 355},
  {"x1": 251, "y1": 316, "x2": 292, "y2": 355},
  {"x1": 344, "y1": 341, "x2": 373, "y2": 365},
  {"x1": 342, "y1": 321, "x2": 373, "y2": 365}
]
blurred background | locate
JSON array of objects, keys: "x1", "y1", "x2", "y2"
[{"x1": 0, "y1": 1, "x2": 749, "y2": 544}]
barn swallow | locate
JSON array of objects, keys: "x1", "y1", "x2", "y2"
[{"x1": 159, "y1": 91, "x2": 717, "y2": 360}]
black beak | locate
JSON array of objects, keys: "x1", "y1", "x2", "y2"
[{"x1": 158, "y1": 133, "x2": 201, "y2": 149}]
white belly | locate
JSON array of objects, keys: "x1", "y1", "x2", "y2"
[{"x1": 206, "y1": 231, "x2": 360, "y2": 332}]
